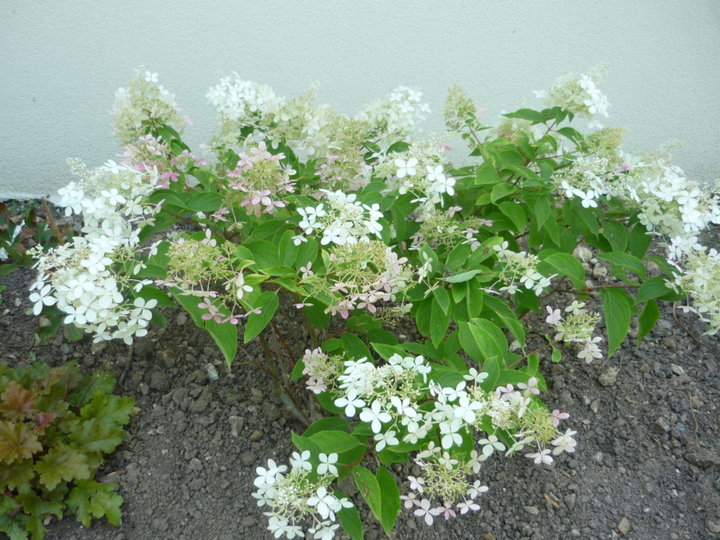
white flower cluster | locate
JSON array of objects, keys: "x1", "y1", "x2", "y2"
[
  {"x1": 668, "y1": 243, "x2": 720, "y2": 334},
  {"x1": 618, "y1": 162, "x2": 720, "y2": 241},
  {"x1": 534, "y1": 68, "x2": 610, "y2": 123},
  {"x1": 374, "y1": 142, "x2": 455, "y2": 209},
  {"x1": 207, "y1": 75, "x2": 285, "y2": 127},
  {"x1": 30, "y1": 237, "x2": 156, "y2": 344},
  {"x1": 357, "y1": 86, "x2": 430, "y2": 141},
  {"x1": 492, "y1": 241, "x2": 553, "y2": 296},
  {"x1": 253, "y1": 452, "x2": 353, "y2": 539},
  {"x1": 301, "y1": 348, "x2": 339, "y2": 395},
  {"x1": 113, "y1": 71, "x2": 186, "y2": 144},
  {"x1": 31, "y1": 160, "x2": 161, "y2": 343},
  {"x1": 58, "y1": 160, "x2": 160, "y2": 246},
  {"x1": 556, "y1": 155, "x2": 615, "y2": 208},
  {"x1": 545, "y1": 301, "x2": 603, "y2": 362},
  {"x1": 295, "y1": 190, "x2": 383, "y2": 246}
]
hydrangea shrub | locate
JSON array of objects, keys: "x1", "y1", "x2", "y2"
[{"x1": 27, "y1": 68, "x2": 720, "y2": 538}]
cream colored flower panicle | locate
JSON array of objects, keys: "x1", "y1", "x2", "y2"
[
  {"x1": 534, "y1": 65, "x2": 610, "y2": 123},
  {"x1": 113, "y1": 71, "x2": 187, "y2": 144}
]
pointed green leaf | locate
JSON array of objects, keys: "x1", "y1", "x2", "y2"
[
  {"x1": 174, "y1": 292, "x2": 238, "y2": 365},
  {"x1": 538, "y1": 252, "x2": 585, "y2": 290},
  {"x1": 354, "y1": 466, "x2": 381, "y2": 516},
  {"x1": 376, "y1": 466, "x2": 400, "y2": 535},
  {"x1": 600, "y1": 288, "x2": 634, "y2": 357},
  {"x1": 596, "y1": 252, "x2": 646, "y2": 279},
  {"x1": 244, "y1": 291, "x2": 279, "y2": 343},
  {"x1": 637, "y1": 299, "x2": 660, "y2": 344},
  {"x1": 336, "y1": 493, "x2": 363, "y2": 539}
]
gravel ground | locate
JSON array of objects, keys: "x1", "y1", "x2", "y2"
[{"x1": 1, "y1": 250, "x2": 719, "y2": 540}]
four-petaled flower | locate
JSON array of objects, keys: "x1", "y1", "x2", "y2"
[{"x1": 317, "y1": 452, "x2": 339, "y2": 475}]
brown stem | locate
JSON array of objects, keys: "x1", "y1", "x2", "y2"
[
  {"x1": 258, "y1": 335, "x2": 311, "y2": 426},
  {"x1": 270, "y1": 320, "x2": 297, "y2": 366},
  {"x1": 40, "y1": 199, "x2": 65, "y2": 245}
]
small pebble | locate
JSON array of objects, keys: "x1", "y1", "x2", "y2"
[
  {"x1": 229, "y1": 415, "x2": 245, "y2": 437},
  {"x1": 523, "y1": 505, "x2": 539, "y2": 515},
  {"x1": 206, "y1": 363, "x2": 219, "y2": 381},
  {"x1": 618, "y1": 517, "x2": 630, "y2": 534},
  {"x1": 598, "y1": 367, "x2": 619, "y2": 387},
  {"x1": 249, "y1": 429, "x2": 263, "y2": 441},
  {"x1": 669, "y1": 363, "x2": 685, "y2": 375}
]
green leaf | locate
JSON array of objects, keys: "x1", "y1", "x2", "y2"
[
  {"x1": 538, "y1": 252, "x2": 585, "y2": 290},
  {"x1": 184, "y1": 192, "x2": 222, "y2": 212},
  {"x1": 307, "y1": 430, "x2": 365, "y2": 453},
  {"x1": 0, "y1": 420, "x2": 43, "y2": 463},
  {"x1": 433, "y1": 287, "x2": 451, "y2": 315},
  {"x1": 498, "y1": 201, "x2": 526, "y2": 233},
  {"x1": 173, "y1": 292, "x2": 238, "y2": 366},
  {"x1": 303, "y1": 417, "x2": 349, "y2": 437},
  {"x1": 600, "y1": 288, "x2": 634, "y2": 357},
  {"x1": 636, "y1": 276, "x2": 675, "y2": 303},
  {"x1": 628, "y1": 223, "x2": 652, "y2": 259},
  {"x1": 443, "y1": 269, "x2": 483, "y2": 284},
  {"x1": 16, "y1": 494, "x2": 62, "y2": 540},
  {"x1": 503, "y1": 108, "x2": 545, "y2": 123},
  {"x1": 490, "y1": 182, "x2": 516, "y2": 203},
  {"x1": 596, "y1": 252, "x2": 646, "y2": 279},
  {"x1": 36, "y1": 444, "x2": 91, "y2": 491},
  {"x1": 244, "y1": 291, "x2": 280, "y2": 343},
  {"x1": 551, "y1": 347, "x2": 562, "y2": 363},
  {"x1": 0, "y1": 461, "x2": 34, "y2": 491},
  {"x1": 474, "y1": 164, "x2": 502, "y2": 185},
  {"x1": 336, "y1": 492, "x2": 363, "y2": 539},
  {"x1": 481, "y1": 294, "x2": 525, "y2": 345},
  {"x1": 602, "y1": 220, "x2": 628, "y2": 252},
  {"x1": 303, "y1": 299, "x2": 330, "y2": 329},
  {"x1": 66, "y1": 480, "x2": 123, "y2": 527},
  {"x1": 80, "y1": 393, "x2": 134, "y2": 427},
  {"x1": 341, "y1": 333, "x2": 372, "y2": 361},
  {"x1": 246, "y1": 240, "x2": 280, "y2": 269},
  {"x1": 354, "y1": 466, "x2": 382, "y2": 524},
  {"x1": 533, "y1": 194, "x2": 552, "y2": 229},
  {"x1": 69, "y1": 419, "x2": 124, "y2": 454},
  {"x1": 637, "y1": 299, "x2": 660, "y2": 344},
  {"x1": 376, "y1": 466, "x2": 400, "y2": 535},
  {"x1": 430, "y1": 297, "x2": 451, "y2": 347}
]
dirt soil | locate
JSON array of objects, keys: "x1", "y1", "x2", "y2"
[{"x1": 1, "y1": 250, "x2": 719, "y2": 540}]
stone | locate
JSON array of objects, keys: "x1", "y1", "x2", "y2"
[
  {"x1": 685, "y1": 448, "x2": 720, "y2": 468},
  {"x1": 618, "y1": 517, "x2": 630, "y2": 534},
  {"x1": 523, "y1": 505, "x2": 540, "y2": 515},
  {"x1": 598, "y1": 367, "x2": 619, "y2": 387},
  {"x1": 652, "y1": 417, "x2": 670, "y2": 433},
  {"x1": 149, "y1": 371, "x2": 170, "y2": 392},
  {"x1": 592, "y1": 264, "x2": 608, "y2": 278},
  {"x1": 669, "y1": 363, "x2": 685, "y2": 375},
  {"x1": 229, "y1": 415, "x2": 245, "y2": 437},
  {"x1": 249, "y1": 429, "x2": 263, "y2": 441}
]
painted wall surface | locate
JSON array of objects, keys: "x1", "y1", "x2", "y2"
[{"x1": 1, "y1": 1, "x2": 719, "y2": 199}]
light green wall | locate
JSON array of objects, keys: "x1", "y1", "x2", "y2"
[{"x1": 1, "y1": 0, "x2": 719, "y2": 199}]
